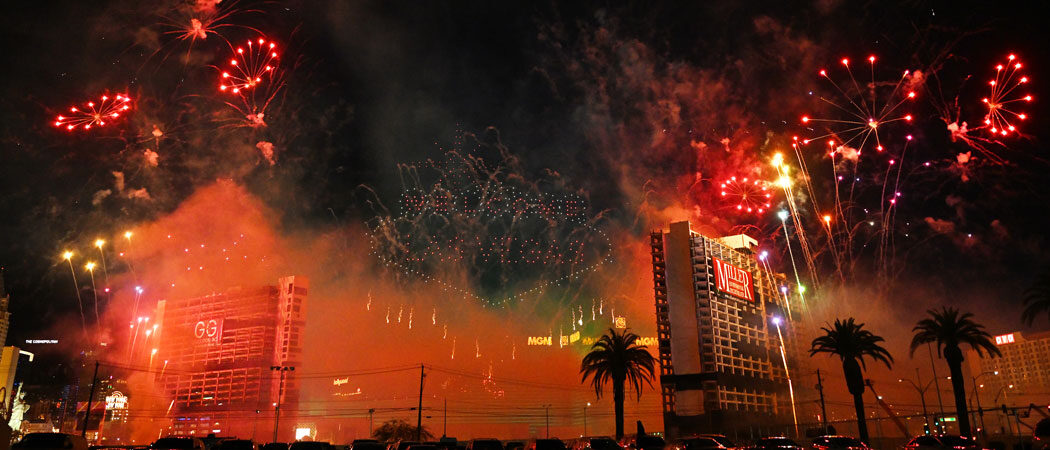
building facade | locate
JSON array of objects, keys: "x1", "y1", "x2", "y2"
[
  {"x1": 1, "y1": 271, "x2": 11, "y2": 346},
  {"x1": 650, "y1": 221, "x2": 804, "y2": 438},
  {"x1": 156, "y1": 276, "x2": 307, "y2": 440},
  {"x1": 967, "y1": 330, "x2": 1050, "y2": 410}
]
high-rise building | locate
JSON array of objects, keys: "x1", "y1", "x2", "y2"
[
  {"x1": 967, "y1": 330, "x2": 1050, "y2": 410},
  {"x1": 1, "y1": 270, "x2": 11, "y2": 346},
  {"x1": 156, "y1": 276, "x2": 308, "y2": 440},
  {"x1": 650, "y1": 221, "x2": 804, "y2": 438}
]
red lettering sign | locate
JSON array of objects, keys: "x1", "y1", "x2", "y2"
[
  {"x1": 713, "y1": 257, "x2": 755, "y2": 302},
  {"x1": 994, "y1": 333, "x2": 1015, "y2": 345}
]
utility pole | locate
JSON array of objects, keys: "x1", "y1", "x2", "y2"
[
  {"x1": 417, "y1": 364, "x2": 425, "y2": 441},
  {"x1": 927, "y1": 344, "x2": 946, "y2": 433},
  {"x1": 544, "y1": 404, "x2": 552, "y2": 438},
  {"x1": 369, "y1": 408, "x2": 375, "y2": 438},
  {"x1": 443, "y1": 398, "x2": 447, "y2": 438},
  {"x1": 81, "y1": 361, "x2": 100, "y2": 438},
  {"x1": 271, "y1": 365, "x2": 295, "y2": 443},
  {"x1": 816, "y1": 369, "x2": 829, "y2": 432}
]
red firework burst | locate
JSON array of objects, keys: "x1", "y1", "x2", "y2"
[
  {"x1": 982, "y1": 54, "x2": 1032, "y2": 136},
  {"x1": 800, "y1": 55, "x2": 916, "y2": 158},
  {"x1": 719, "y1": 176, "x2": 772, "y2": 215},
  {"x1": 53, "y1": 93, "x2": 132, "y2": 131},
  {"x1": 219, "y1": 38, "x2": 278, "y2": 94},
  {"x1": 216, "y1": 36, "x2": 285, "y2": 127}
]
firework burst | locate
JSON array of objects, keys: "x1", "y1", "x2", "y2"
[
  {"x1": 981, "y1": 54, "x2": 1032, "y2": 136},
  {"x1": 719, "y1": 175, "x2": 772, "y2": 215},
  {"x1": 160, "y1": 0, "x2": 260, "y2": 48},
  {"x1": 216, "y1": 36, "x2": 286, "y2": 127},
  {"x1": 54, "y1": 93, "x2": 132, "y2": 131},
  {"x1": 801, "y1": 56, "x2": 916, "y2": 158},
  {"x1": 220, "y1": 38, "x2": 278, "y2": 94}
]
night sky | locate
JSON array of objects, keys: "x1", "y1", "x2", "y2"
[{"x1": 2, "y1": 0, "x2": 1049, "y2": 372}]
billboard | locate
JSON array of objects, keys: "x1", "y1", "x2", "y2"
[{"x1": 712, "y1": 257, "x2": 755, "y2": 302}]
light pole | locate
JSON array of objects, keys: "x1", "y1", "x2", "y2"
[
  {"x1": 543, "y1": 404, "x2": 552, "y2": 438},
  {"x1": 971, "y1": 371, "x2": 998, "y2": 437},
  {"x1": 584, "y1": 402, "x2": 590, "y2": 437},
  {"x1": 271, "y1": 365, "x2": 295, "y2": 443},
  {"x1": 898, "y1": 369, "x2": 936, "y2": 435},
  {"x1": 993, "y1": 385, "x2": 1015, "y2": 437},
  {"x1": 772, "y1": 316, "x2": 799, "y2": 438}
]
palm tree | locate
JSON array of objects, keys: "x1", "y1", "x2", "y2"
[
  {"x1": 580, "y1": 328, "x2": 657, "y2": 440},
  {"x1": 372, "y1": 419, "x2": 434, "y2": 442},
  {"x1": 911, "y1": 307, "x2": 1001, "y2": 437},
  {"x1": 810, "y1": 318, "x2": 893, "y2": 444},
  {"x1": 1022, "y1": 271, "x2": 1050, "y2": 325}
]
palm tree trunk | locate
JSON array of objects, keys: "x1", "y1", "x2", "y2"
[
  {"x1": 946, "y1": 352, "x2": 972, "y2": 436},
  {"x1": 853, "y1": 392, "x2": 870, "y2": 444},
  {"x1": 614, "y1": 377, "x2": 625, "y2": 440}
]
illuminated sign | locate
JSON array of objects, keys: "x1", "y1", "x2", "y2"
[
  {"x1": 25, "y1": 339, "x2": 58, "y2": 344},
  {"x1": 994, "y1": 333, "x2": 1016, "y2": 345},
  {"x1": 105, "y1": 391, "x2": 128, "y2": 410},
  {"x1": 527, "y1": 335, "x2": 658, "y2": 348},
  {"x1": 333, "y1": 377, "x2": 349, "y2": 386},
  {"x1": 569, "y1": 331, "x2": 581, "y2": 343},
  {"x1": 614, "y1": 317, "x2": 627, "y2": 329},
  {"x1": 194, "y1": 319, "x2": 222, "y2": 341},
  {"x1": 637, "y1": 337, "x2": 659, "y2": 347},
  {"x1": 712, "y1": 257, "x2": 755, "y2": 302},
  {"x1": 528, "y1": 336, "x2": 553, "y2": 346}
]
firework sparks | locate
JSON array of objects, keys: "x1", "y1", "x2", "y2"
[
  {"x1": 161, "y1": 0, "x2": 259, "y2": 48},
  {"x1": 719, "y1": 175, "x2": 772, "y2": 215},
  {"x1": 982, "y1": 54, "x2": 1032, "y2": 136},
  {"x1": 216, "y1": 37, "x2": 285, "y2": 127},
  {"x1": 53, "y1": 94, "x2": 132, "y2": 131},
  {"x1": 220, "y1": 38, "x2": 278, "y2": 94},
  {"x1": 801, "y1": 56, "x2": 915, "y2": 158}
]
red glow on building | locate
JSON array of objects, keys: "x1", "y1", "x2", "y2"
[{"x1": 156, "y1": 276, "x2": 307, "y2": 439}]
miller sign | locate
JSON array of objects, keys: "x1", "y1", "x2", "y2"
[{"x1": 712, "y1": 257, "x2": 755, "y2": 302}]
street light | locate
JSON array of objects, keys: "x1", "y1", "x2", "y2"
[
  {"x1": 899, "y1": 369, "x2": 937, "y2": 435},
  {"x1": 971, "y1": 371, "x2": 999, "y2": 437},
  {"x1": 584, "y1": 402, "x2": 591, "y2": 437}
]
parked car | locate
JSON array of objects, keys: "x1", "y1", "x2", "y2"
[
  {"x1": 505, "y1": 442, "x2": 525, "y2": 450},
  {"x1": 468, "y1": 440, "x2": 504, "y2": 450},
  {"x1": 391, "y1": 441, "x2": 420, "y2": 450},
  {"x1": 666, "y1": 436, "x2": 727, "y2": 450},
  {"x1": 810, "y1": 436, "x2": 866, "y2": 450},
  {"x1": 695, "y1": 436, "x2": 734, "y2": 450},
  {"x1": 152, "y1": 437, "x2": 207, "y2": 450},
  {"x1": 218, "y1": 440, "x2": 257, "y2": 450},
  {"x1": 351, "y1": 441, "x2": 385, "y2": 450},
  {"x1": 902, "y1": 435, "x2": 976, "y2": 450},
  {"x1": 746, "y1": 438, "x2": 802, "y2": 450},
  {"x1": 528, "y1": 439, "x2": 568, "y2": 450},
  {"x1": 352, "y1": 440, "x2": 386, "y2": 448},
  {"x1": 573, "y1": 437, "x2": 622, "y2": 450},
  {"x1": 291, "y1": 442, "x2": 332, "y2": 450},
  {"x1": 262, "y1": 444, "x2": 290, "y2": 450},
  {"x1": 13, "y1": 433, "x2": 90, "y2": 450}
]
